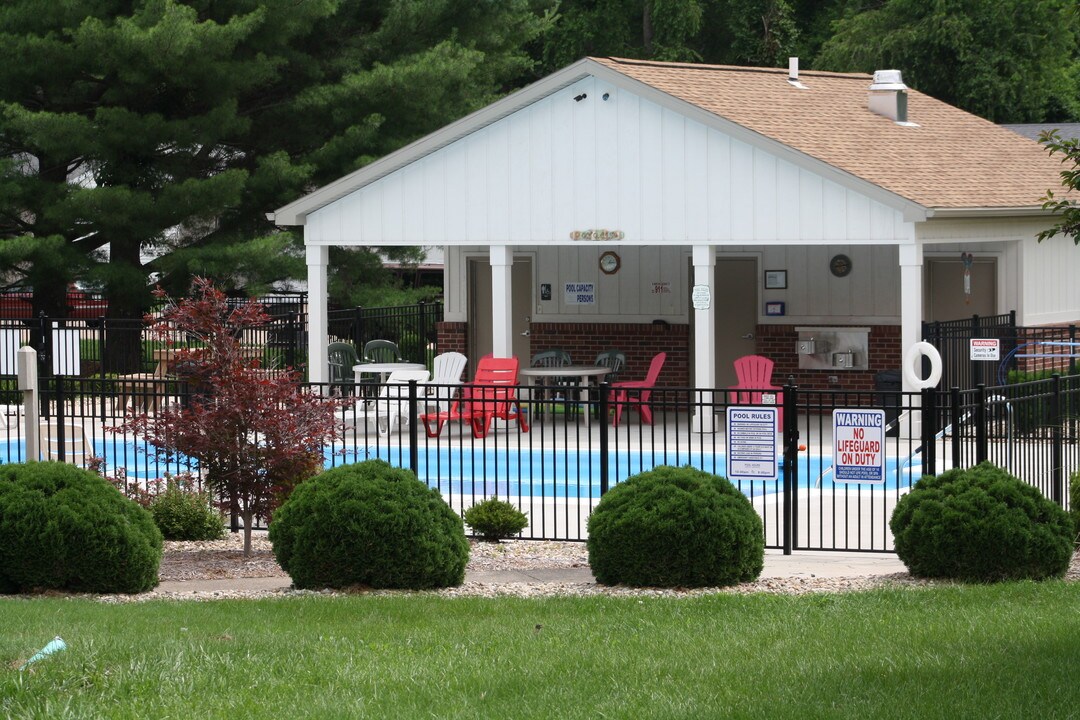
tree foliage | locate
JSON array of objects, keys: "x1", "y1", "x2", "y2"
[
  {"x1": 814, "y1": 0, "x2": 1080, "y2": 123},
  {"x1": 1037, "y1": 130, "x2": 1080, "y2": 244},
  {"x1": 116, "y1": 277, "x2": 343, "y2": 556},
  {"x1": 0, "y1": 0, "x2": 548, "y2": 325}
]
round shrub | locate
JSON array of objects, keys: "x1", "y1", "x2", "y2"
[
  {"x1": 464, "y1": 497, "x2": 529, "y2": 541},
  {"x1": 587, "y1": 465, "x2": 764, "y2": 588},
  {"x1": 269, "y1": 460, "x2": 469, "y2": 590},
  {"x1": 0, "y1": 462, "x2": 162, "y2": 594},
  {"x1": 890, "y1": 462, "x2": 1074, "y2": 582},
  {"x1": 149, "y1": 480, "x2": 226, "y2": 541}
]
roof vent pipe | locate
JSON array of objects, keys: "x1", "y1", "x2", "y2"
[
  {"x1": 868, "y1": 69, "x2": 909, "y2": 123},
  {"x1": 788, "y1": 57, "x2": 807, "y2": 89}
]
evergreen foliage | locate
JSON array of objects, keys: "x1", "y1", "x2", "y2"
[
  {"x1": 148, "y1": 478, "x2": 226, "y2": 541},
  {"x1": 587, "y1": 465, "x2": 764, "y2": 588},
  {"x1": 269, "y1": 460, "x2": 469, "y2": 590},
  {"x1": 890, "y1": 462, "x2": 1074, "y2": 582},
  {"x1": 463, "y1": 497, "x2": 529, "y2": 541},
  {"x1": 0, "y1": 462, "x2": 162, "y2": 594}
]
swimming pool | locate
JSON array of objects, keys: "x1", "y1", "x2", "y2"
[{"x1": 4, "y1": 439, "x2": 921, "y2": 498}]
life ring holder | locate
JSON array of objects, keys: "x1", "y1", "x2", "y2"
[{"x1": 903, "y1": 341, "x2": 942, "y2": 390}]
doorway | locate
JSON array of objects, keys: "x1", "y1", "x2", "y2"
[
  {"x1": 690, "y1": 257, "x2": 758, "y2": 388},
  {"x1": 468, "y1": 256, "x2": 533, "y2": 373},
  {"x1": 925, "y1": 257, "x2": 997, "y2": 321}
]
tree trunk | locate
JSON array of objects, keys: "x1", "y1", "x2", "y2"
[{"x1": 243, "y1": 510, "x2": 254, "y2": 557}]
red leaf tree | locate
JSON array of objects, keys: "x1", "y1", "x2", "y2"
[{"x1": 119, "y1": 278, "x2": 342, "y2": 556}]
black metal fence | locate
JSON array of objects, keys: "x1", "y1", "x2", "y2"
[
  {"x1": 6, "y1": 372, "x2": 1078, "y2": 552},
  {"x1": 328, "y1": 301, "x2": 442, "y2": 364},
  {"x1": 0, "y1": 298, "x2": 444, "y2": 380},
  {"x1": 923, "y1": 311, "x2": 1080, "y2": 390}
]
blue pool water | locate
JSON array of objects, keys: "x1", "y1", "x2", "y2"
[{"x1": 5, "y1": 439, "x2": 921, "y2": 498}]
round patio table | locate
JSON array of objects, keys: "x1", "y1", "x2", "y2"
[{"x1": 518, "y1": 365, "x2": 610, "y2": 427}]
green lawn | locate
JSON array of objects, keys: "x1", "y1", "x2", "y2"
[{"x1": 3, "y1": 582, "x2": 1080, "y2": 719}]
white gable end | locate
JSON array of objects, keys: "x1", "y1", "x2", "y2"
[{"x1": 305, "y1": 75, "x2": 910, "y2": 247}]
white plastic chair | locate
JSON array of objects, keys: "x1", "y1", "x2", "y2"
[
  {"x1": 346, "y1": 369, "x2": 430, "y2": 437},
  {"x1": 423, "y1": 352, "x2": 467, "y2": 413}
]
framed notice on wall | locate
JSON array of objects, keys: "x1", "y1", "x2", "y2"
[{"x1": 764, "y1": 270, "x2": 787, "y2": 289}]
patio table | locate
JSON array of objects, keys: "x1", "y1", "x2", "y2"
[
  {"x1": 518, "y1": 365, "x2": 610, "y2": 427},
  {"x1": 352, "y1": 362, "x2": 427, "y2": 385}
]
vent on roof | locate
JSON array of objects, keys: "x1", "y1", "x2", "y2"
[
  {"x1": 788, "y1": 57, "x2": 807, "y2": 89},
  {"x1": 868, "y1": 69, "x2": 916, "y2": 125}
]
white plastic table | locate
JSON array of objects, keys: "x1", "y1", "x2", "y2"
[
  {"x1": 518, "y1": 365, "x2": 610, "y2": 426},
  {"x1": 353, "y1": 362, "x2": 427, "y2": 384}
]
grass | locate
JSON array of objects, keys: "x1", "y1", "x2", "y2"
[{"x1": 3, "y1": 582, "x2": 1080, "y2": 718}]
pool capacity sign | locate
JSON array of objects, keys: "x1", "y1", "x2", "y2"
[
  {"x1": 726, "y1": 407, "x2": 778, "y2": 482},
  {"x1": 832, "y1": 409, "x2": 886, "y2": 484}
]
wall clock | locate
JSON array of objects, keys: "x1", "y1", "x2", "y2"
[
  {"x1": 829, "y1": 254, "x2": 852, "y2": 278},
  {"x1": 599, "y1": 251, "x2": 621, "y2": 275}
]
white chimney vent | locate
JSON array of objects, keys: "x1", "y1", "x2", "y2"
[
  {"x1": 787, "y1": 57, "x2": 807, "y2": 89},
  {"x1": 868, "y1": 69, "x2": 916, "y2": 125}
]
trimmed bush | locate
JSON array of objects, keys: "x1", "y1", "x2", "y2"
[
  {"x1": 1070, "y1": 471, "x2": 1080, "y2": 539},
  {"x1": 890, "y1": 462, "x2": 1074, "y2": 582},
  {"x1": 149, "y1": 478, "x2": 226, "y2": 541},
  {"x1": 587, "y1": 465, "x2": 764, "y2": 588},
  {"x1": 0, "y1": 462, "x2": 162, "y2": 594},
  {"x1": 464, "y1": 497, "x2": 528, "y2": 541},
  {"x1": 269, "y1": 460, "x2": 469, "y2": 590}
]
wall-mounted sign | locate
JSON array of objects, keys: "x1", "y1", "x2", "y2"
[
  {"x1": 969, "y1": 338, "x2": 999, "y2": 361},
  {"x1": 691, "y1": 284, "x2": 711, "y2": 310},
  {"x1": 651, "y1": 282, "x2": 671, "y2": 295},
  {"x1": 569, "y1": 229, "x2": 624, "y2": 241},
  {"x1": 540, "y1": 283, "x2": 552, "y2": 301},
  {"x1": 832, "y1": 409, "x2": 885, "y2": 483},
  {"x1": 564, "y1": 282, "x2": 595, "y2": 304},
  {"x1": 765, "y1": 301, "x2": 785, "y2": 316}
]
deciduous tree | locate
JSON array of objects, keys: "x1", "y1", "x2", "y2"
[
  {"x1": 117, "y1": 278, "x2": 343, "y2": 556},
  {"x1": 1037, "y1": 130, "x2": 1080, "y2": 244}
]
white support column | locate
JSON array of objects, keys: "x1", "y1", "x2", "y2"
[
  {"x1": 692, "y1": 245, "x2": 716, "y2": 433},
  {"x1": 898, "y1": 235, "x2": 924, "y2": 393},
  {"x1": 306, "y1": 244, "x2": 329, "y2": 385},
  {"x1": 490, "y1": 245, "x2": 513, "y2": 358}
]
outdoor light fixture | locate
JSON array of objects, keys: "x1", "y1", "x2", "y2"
[{"x1": 574, "y1": 93, "x2": 587, "y2": 102}]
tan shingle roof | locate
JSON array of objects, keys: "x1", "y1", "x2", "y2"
[{"x1": 591, "y1": 57, "x2": 1066, "y2": 210}]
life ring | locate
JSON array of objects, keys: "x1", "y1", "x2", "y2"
[{"x1": 903, "y1": 341, "x2": 942, "y2": 390}]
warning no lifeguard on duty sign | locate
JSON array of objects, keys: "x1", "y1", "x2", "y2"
[{"x1": 832, "y1": 409, "x2": 886, "y2": 483}]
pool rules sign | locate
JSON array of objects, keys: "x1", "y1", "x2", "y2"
[{"x1": 832, "y1": 409, "x2": 886, "y2": 483}]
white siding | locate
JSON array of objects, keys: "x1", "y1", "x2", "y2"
[{"x1": 306, "y1": 75, "x2": 909, "y2": 247}]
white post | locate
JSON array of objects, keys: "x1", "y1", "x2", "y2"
[
  {"x1": 17, "y1": 346, "x2": 39, "y2": 461},
  {"x1": 899, "y1": 233, "x2": 924, "y2": 436},
  {"x1": 692, "y1": 245, "x2": 716, "y2": 433},
  {"x1": 490, "y1": 245, "x2": 513, "y2": 358},
  {"x1": 306, "y1": 244, "x2": 329, "y2": 385}
]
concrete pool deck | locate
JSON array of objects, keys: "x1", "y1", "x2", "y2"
[{"x1": 156, "y1": 550, "x2": 908, "y2": 594}]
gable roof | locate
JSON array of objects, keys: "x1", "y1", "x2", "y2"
[
  {"x1": 274, "y1": 57, "x2": 1066, "y2": 225},
  {"x1": 590, "y1": 57, "x2": 1064, "y2": 212}
]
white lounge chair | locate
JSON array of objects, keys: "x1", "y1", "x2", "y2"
[
  {"x1": 345, "y1": 369, "x2": 430, "y2": 437},
  {"x1": 39, "y1": 421, "x2": 94, "y2": 464}
]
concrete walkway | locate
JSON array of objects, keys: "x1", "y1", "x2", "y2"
[{"x1": 157, "y1": 551, "x2": 907, "y2": 594}]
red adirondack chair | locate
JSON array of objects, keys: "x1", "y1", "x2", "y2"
[
  {"x1": 420, "y1": 356, "x2": 530, "y2": 438},
  {"x1": 609, "y1": 352, "x2": 667, "y2": 426},
  {"x1": 727, "y1": 355, "x2": 783, "y2": 428}
]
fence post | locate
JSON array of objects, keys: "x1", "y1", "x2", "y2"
[
  {"x1": 950, "y1": 386, "x2": 962, "y2": 470},
  {"x1": 782, "y1": 381, "x2": 798, "y2": 555},
  {"x1": 17, "y1": 346, "x2": 39, "y2": 462},
  {"x1": 975, "y1": 383, "x2": 987, "y2": 464},
  {"x1": 971, "y1": 315, "x2": 983, "y2": 387},
  {"x1": 1051, "y1": 374, "x2": 1064, "y2": 506},
  {"x1": 922, "y1": 387, "x2": 937, "y2": 477},
  {"x1": 353, "y1": 306, "x2": 363, "y2": 348},
  {"x1": 286, "y1": 311, "x2": 297, "y2": 369},
  {"x1": 598, "y1": 381, "x2": 609, "y2": 495}
]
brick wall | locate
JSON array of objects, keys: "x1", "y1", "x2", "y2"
[
  {"x1": 442, "y1": 319, "x2": 903, "y2": 389},
  {"x1": 531, "y1": 322, "x2": 690, "y2": 386},
  {"x1": 756, "y1": 324, "x2": 902, "y2": 391}
]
